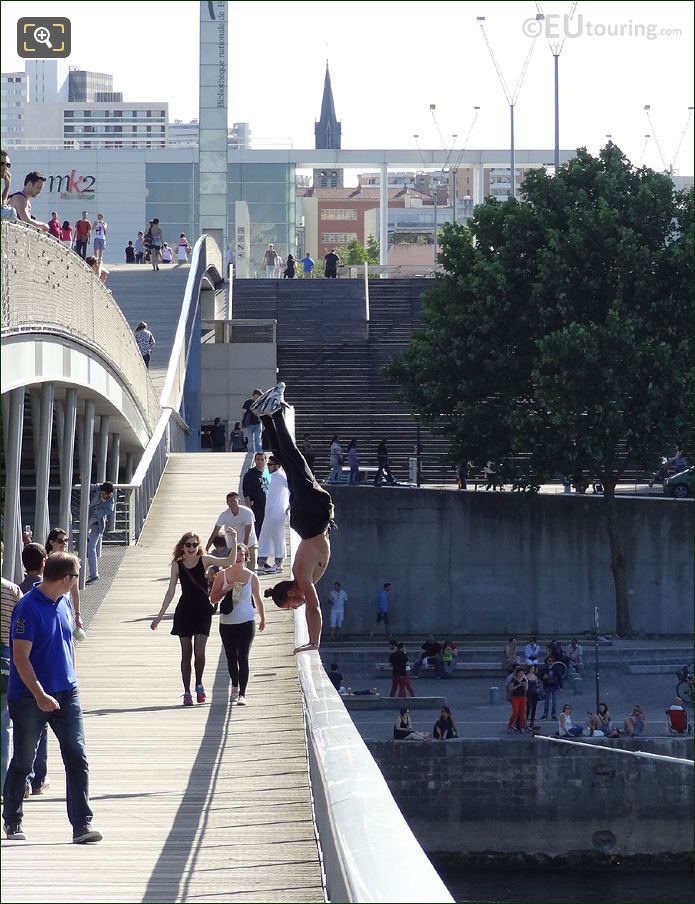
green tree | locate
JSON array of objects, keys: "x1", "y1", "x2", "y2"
[
  {"x1": 385, "y1": 145, "x2": 692, "y2": 636},
  {"x1": 338, "y1": 239, "x2": 368, "y2": 265},
  {"x1": 366, "y1": 234, "x2": 380, "y2": 265}
]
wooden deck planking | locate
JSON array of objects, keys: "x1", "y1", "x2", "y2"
[{"x1": 1, "y1": 454, "x2": 325, "y2": 904}]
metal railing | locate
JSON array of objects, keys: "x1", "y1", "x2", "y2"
[
  {"x1": 117, "y1": 233, "x2": 223, "y2": 542},
  {"x1": 347, "y1": 264, "x2": 442, "y2": 279},
  {"x1": 1, "y1": 220, "x2": 160, "y2": 429}
]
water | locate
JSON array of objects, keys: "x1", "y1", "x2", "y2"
[{"x1": 440, "y1": 867, "x2": 694, "y2": 903}]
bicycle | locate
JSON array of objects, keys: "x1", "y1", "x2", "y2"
[{"x1": 676, "y1": 666, "x2": 694, "y2": 704}]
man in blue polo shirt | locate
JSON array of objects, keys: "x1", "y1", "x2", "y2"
[{"x1": 3, "y1": 552, "x2": 101, "y2": 843}]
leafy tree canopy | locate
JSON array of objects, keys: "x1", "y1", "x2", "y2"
[{"x1": 386, "y1": 144, "x2": 693, "y2": 635}]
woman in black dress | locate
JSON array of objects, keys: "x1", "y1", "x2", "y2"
[{"x1": 151, "y1": 530, "x2": 237, "y2": 705}]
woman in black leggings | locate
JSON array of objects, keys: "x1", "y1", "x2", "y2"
[
  {"x1": 251, "y1": 383, "x2": 334, "y2": 653},
  {"x1": 210, "y1": 544, "x2": 265, "y2": 705}
]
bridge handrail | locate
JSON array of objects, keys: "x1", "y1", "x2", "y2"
[
  {"x1": 285, "y1": 455, "x2": 453, "y2": 904},
  {"x1": 118, "y1": 233, "x2": 222, "y2": 541},
  {"x1": 0, "y1": 219, "x2": 161, "y2": 427}
]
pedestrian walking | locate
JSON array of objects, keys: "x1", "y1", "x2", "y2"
[
  {"x1": 327, "y1": 581, "x2": 347, "y2": 637},
  {"x1": 125, "y1": 241, "x2": 136, "y2": 263},
  {"x1": 3, "y1": 552, "x2": 102, "y2": 843},
  {"x1": 150, "y1": 531, "x2": 237, "y2": 705},
  {"x1": 507, "y1": 666, "x2": 528, "y2": 733},
  {"x1": 283, "y1": 254, "x2": 297, "y2": 278},
  {"x1": 205, "y1": 492, "x2": 257, "y2": 573},
  {"x1": 347, "y1": 439, "x2": 360, "y2": 484},
  {"x1": 92, "y1": 213, "x2": 107, "y2": 264},
  {"x1": 324, "y1": 248, "x2": 340, "y2": 278},
  {"x1": 60, "y1": 220, "x2": 73, "y2": 246},
  {"x1": 85, "y1": 482, "x2": 115, "y2": 584},
  {"x1": 257, "y1": 458, "x2": 289, "y2": 573},
  {"x1": 389, "y1": 641, "x2": 415, "y2": 698},
  {"x1": 243, "y1": 452, "x2": 269, "y2": 538},
  {"x1": 48, "y1": 211, "x2": 61, "y2": 239},
  {"x1": 1, "y1": 560, "x2": 22, "y2": 794},
  {"x1": 374, "y1": 439, "x2": 396, "y2": 486},
  {"x1": 134, "y1": 321, "x2": 156, "y2": 367},
  {"x1": 178, "y1": 233, "x2": 191, "y2": 263},
  {"x1": 370, "y1": 583, "x2": 392, "y2": 636},
  {"x1": 241, "y1": 389, "x2": 263, "y2": 453},
  {"x1": 263, "y1": 244, "x2": 279, "y2": 278},
  {"x1": 147, "y1": 218, "x2": 164, "y2": 270},
  {"x1": 210, "y1": 544, "x2": 265, "y2": 706},
  {"x1": 73, "y1": 211, "x2": 91, "y2": 258},
  {"x1": 134, "y1": 231, "x2": 145, "y2": 264},
  {"x1": 210, "y1": 417, "x2": 226, "y2": 453},
  {"x1": 300, "y1": 253, "x2": 315, "y2": 278},
  {"x1": 229, "y1": 422, "x2": 247, "y2": 452},
  {"x1": 326, "y1": 435, "x2": 343, "y2": 483}
]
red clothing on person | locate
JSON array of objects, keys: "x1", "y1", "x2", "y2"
[
  {"x1": 75, "y1": 220, "x2": 91, "y2": 239},
  {"x1": 48, "y1": 218, "x2": 61, "y2": 238}
]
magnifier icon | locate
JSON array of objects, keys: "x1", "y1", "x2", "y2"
[{"x1": 33, "y1": 26, "x2": 53, "y2": 49}]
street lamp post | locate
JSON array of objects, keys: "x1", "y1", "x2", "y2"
[
  {"x1": 432, "y1": 180, "x2": 439, "y2": 264},
  {"x1": 593, "y1": 606, "x2": 601, "y2": 715}
]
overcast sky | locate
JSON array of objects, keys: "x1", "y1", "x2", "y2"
[{"x1": 2, "y1": 0, "x2": 693, "y2": 175}]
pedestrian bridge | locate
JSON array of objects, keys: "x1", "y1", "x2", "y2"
[{"x1": 0, "y1": 223, "x2": 453, "y2": 902}]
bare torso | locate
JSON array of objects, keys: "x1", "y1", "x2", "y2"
[{"x1": 292, "y1": 532, "x2": 330, "y2": 586}]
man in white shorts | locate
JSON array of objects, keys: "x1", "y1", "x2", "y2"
[
  {"x1": 327, "y1": 581, "x2": 347, "y2": 637},
  {"x1": 257, "y1": 457, "x2": 289, "y2": 574},
  {"x1": 206, "y1": 492, "x2": 259, "y2": 572}
]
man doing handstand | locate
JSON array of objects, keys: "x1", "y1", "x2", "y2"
[{"x1": 251, "y1": 383, "x2": 334, "y2": 654}]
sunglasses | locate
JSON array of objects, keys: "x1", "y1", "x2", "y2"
[
  {"x1": 64, "y1": 573, "x2": 79, "y2": 579},
  {"x1": 53, "y1": 537, "x2": 68, "y2": 544},
  {"x1": 2, "y1": 161, "x2": 11, "y2": 168},
  {"x1": 184, "y1": 541, "x2": 198, "y2": 549}
]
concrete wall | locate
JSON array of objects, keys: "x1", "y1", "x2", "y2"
[
  {"x1": 367, "y1": 738, "x2": 694, "y2": 859},
  {"x1": 201, "y1": 342, "x2": 275, "y2": 429},
  {"x1": 323, "y1": 488, "x2": 693, "y2": 635}
]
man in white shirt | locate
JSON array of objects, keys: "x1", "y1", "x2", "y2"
[
  {"x1": 206, "y1": 492, "x2": 258, "y2": 572},
  {"x1": 257, "y1": 458, "x2": 289, "y2": 574},
  {"x1": 524, "y1": 636, "x2": 541, "y2": 666},
  {"x1": 327, "y1": 582, "x2": 347, "y2": 637}
]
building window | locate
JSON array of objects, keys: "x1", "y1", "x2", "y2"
[
  {"x1": 320, "y1": 232, "x2": 358, "y2": 244},
  {"x1": 321, "y1": 209, "x2": 358, "y2": 221}
]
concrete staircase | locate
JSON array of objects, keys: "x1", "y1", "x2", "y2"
[{"x1": 232, "y1": 278, "x2": 452, "y2": 482}]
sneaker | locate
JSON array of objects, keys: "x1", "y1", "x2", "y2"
[
  {"x1": 85, "y1": 575, "x2": 100, "y2": 585},
  {"x1": 230, "y1": 687, "x2": 240, "y2": 703},
  {"x1": 32, "y1": 779, "x2": 50, "y2": 795},
  {"x1": 236, "y1": 695, "x2": 247, "y2": 706},
  {"x1": 269, "y1": 564, "x2": 283, "y2": 573},
  {"x1": 182, "y1": 692, "x2": 194, "y2": 707},
  {"x1": 4, "y1": 823, "x2": 26, "y2": 841},
  {"x1": 195, "y1": 685, "x2": 206, "y2": 704},
  {"x1": 24, "y1": 781, "x2": 31, "y2": 799},
  {"x1": 72, "y1": 825, "x2": 103, "y2": 844},
  {"x1": 250, "y1": 382, "x2": 286, "y2": 416}
]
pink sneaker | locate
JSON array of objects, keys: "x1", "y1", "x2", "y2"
[
  {"x1": 182, "y1": 692, "x2": 194, "y2": 707},
  {"x1": 195, "y1": 685, "x2": 206, "y2": 704}
]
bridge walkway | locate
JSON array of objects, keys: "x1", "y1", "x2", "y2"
[
  {"x1": 107, "y1": 264, "x2": 192, "y2": 396},
  {"x1": 0, "y1": 453, "x2": 324, "y2": 903}
]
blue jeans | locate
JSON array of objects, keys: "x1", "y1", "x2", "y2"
[
  {"x1": 3, "y1": 688, "x2": 93, "y2": 830},
  {"x1": 542, "y1": 687, "x2": 559, "y2": 718},
  {"x1": 349, "y1": 466, "x2": 360, "y2": 485},
  {"x1": 87, "y1": 524, "x2": 102, "y2": 579},
  {"x1": 1, "y1": 645, "x2": 9, "y2": 792},
  {"x1": 245, "y1": 424, "x2": 262, "y2": 454}
]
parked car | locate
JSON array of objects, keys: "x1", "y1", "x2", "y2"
[{"x1": 663, "y1": 467, "x2": 694, "y2": 498}]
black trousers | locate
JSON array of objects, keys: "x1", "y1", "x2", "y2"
[
  {"x1": 219, "y1": 621, "x2": 255, "y2": 695},
  {"x1": 259, "y1": 410, "x2": 333, "y2": 539}
]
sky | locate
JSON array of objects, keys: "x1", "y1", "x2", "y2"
[{"x1": 1, "y1": 0, "x2": 693, "y2": 176}]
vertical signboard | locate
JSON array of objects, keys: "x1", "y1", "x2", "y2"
[{"x1": 199, "y1": 0, "x2": 228, "y2": 255}]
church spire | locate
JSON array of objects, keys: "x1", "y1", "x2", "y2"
[{"x1": 314, "y1": 63, "x2": 341, "y2": 150}]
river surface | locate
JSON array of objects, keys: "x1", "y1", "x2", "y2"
[{"x1": 440, "y1": 868, "x2": 694, "y2": 903}]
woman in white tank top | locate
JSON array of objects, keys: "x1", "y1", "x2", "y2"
[{"x1": 210, "y1": 544, "x2": 265, "y2": 705}]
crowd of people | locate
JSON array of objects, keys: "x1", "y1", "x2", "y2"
[{"x1": 260, "y1": 245, "x2": 340, "y2": 278}]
